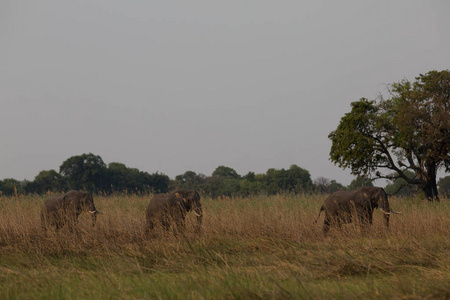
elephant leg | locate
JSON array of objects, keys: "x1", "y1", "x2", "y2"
[
  {"x1": 147, "y1": 219, "x2": 155, "y2": 231},
  {"x1": 41, "y1": 214, "x2": 48, "y2": 232},
  {"x1": 144, "y1": 221, "x2": 153, "y2": 236},
  {"x1": 358, "y1": 211, "x2": 372, "y2": 232},
  {"x1": 174, "y1": 216, "x2": 186, "y2": 235},
  {"x1": 336, "y1": 218, "x2": 342, "y2": 229},
  {"x1": 67, "y1": 219, "x2": 74, "y2": 233},
  {"x1": 160, "y1": 216, "x2": 171, "y2": 231},
  {"x1": 67, "y1": 215, "x2": 79, "y2": 234}
]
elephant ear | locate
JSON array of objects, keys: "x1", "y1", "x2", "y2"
[
  {"x1": 372, "y1": 188, "x2": 386, "y2": 208},
  {"x1": 175, "y1": 192, "x2": 189, "y2": 210},
  {"x1": 64, "y1": 191, "x2": 82, "y2": 214},
  {"x1": 355, "y1": 190, "x2": 370, "y2": 207}
]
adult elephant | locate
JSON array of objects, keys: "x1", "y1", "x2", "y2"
[
  {"x1": 41, "y1": 190, "x2": 100, "y2": 232},
  {"x1": 146, "y1": 190, "x2": 203, "y2": 233},
  {"x1": 314, "y1": 186, "x2": 400, "y2": 233}
]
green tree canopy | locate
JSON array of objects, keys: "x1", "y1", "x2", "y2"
[
  {"x1": 264, "y1": 165, "x2": 312, "y2": 194},
  {"x1": 347, "y1": 176, "x2": 374, "y2": 191},
  {"x1": 173, "y1": 171, "x2": 206, "y2": 191},
  {"x1": 0, "y1": 178, "x2": 24, "y2": 196},
  {"x1": 59, "y1": 153, "x2": 107, "y2": 192},
  {"x1": 329, "y1": 70, "x2": 450, "y2": 201},
  {"x1": 106, "y1": 162, "x2": 169, "y2": 193},
  {"x1": 212, "y1": 166, "x2": 240, "y2": 179},
  {"x1": 328, "y1": 180, "x2": 345, "y2": 194},
  {"x1": 26, "y1": 170, "x2": 64, "y2": 194}
]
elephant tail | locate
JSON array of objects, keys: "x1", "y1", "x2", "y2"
[{"x1": 313, "y1": 205, "x2": 324, "y2": 224}]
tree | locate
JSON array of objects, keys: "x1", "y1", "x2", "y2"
[
  {"x1": 313, "y1": 177, "x2": 346, "y2": 194},
  {"x1": 264, "y1": 165, "x2": 312, "y2": 194},
  {"x1": 328, "y1": 180, "x2": 345, "y2": 193},
  {"x1": 239, "y1": 176, "x2": 264, "y2": 196},
  {"x1": 313, "y1": 177, "x2": 331, "y2": 193},
  {"x1": 147, "y1": 172, "x2": 170, "y2": 194},
  {"x1": 202, "y1": 176, "x2": 227, "y2": 198},
  {"x1": 0, "y1": 178, "x2": 24, "y2": 196},
  {"x1": 26, "y1": 170, "x2": 64, "y2": 194},
  {"x1": 106, "y1": 162, "x2": 170, "y2": 193},
  {"x1": 174, "y1": 171, "x2": 205, "y2": 190},
  {"x1": 212, "y1": 166, "x2": 240, "y2": 179},
  {"x1": 60, "y1": 153, "x2": 107, "y2": 192},
  {"x1": 329, "y1": 70, "x2": 450, "y2": 201},
  {"x1": 384, "y1": 170, "x2": 416, "y2": 197},
  {"x1": 243, "y1": 172, "x2": 256, "y2": 182},
  {"x1": 106, "y1": 162, "x2": 129, "y2": 192}
]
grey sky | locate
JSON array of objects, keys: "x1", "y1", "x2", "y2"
[{"x1": 1, "y1": 1, "x2": 449, "y2": 185}]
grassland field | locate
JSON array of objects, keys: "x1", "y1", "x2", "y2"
[{"x1": 0, "y1": 193, "x2": 449, "y2": 299}]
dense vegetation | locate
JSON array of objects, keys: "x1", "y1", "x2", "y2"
[
  {"x1": 0, "y1": 153, "x2": 316, "y2": 197},
  {"x1": 0, "y1": 193, "x2": 449, "y2": 299},
  {"x1": 0, "y1": 153, "x2": 169, "y2": 196},
  {"x1": 1, "y1": 152, "x2": 450, "y2": 199}
]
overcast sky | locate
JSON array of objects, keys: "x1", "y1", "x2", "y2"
[{"x1": 1, "y1": 1, "x2": 449, "y2": 185}]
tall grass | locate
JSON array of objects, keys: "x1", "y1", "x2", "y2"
[{"x1": 0, "y1": 193, "x2": 449, "y2": 299}]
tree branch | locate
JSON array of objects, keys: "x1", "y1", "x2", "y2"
[{"x1": 386, "y1": 181, "x2": 416, "y2": 196}]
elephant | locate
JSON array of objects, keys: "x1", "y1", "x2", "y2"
[
  {"x1": 146, "y1": 190, "x2": 203, "y2": 233},
  {"x1": 314, "y1": 186, "x2": 400, "y2": 233},
  {"x1": 41, "y1": 190, "x2": 100, "y2": 232}
]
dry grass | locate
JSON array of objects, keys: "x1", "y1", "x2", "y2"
[{"x1": 0, "y1": 193, "x2": 449, "y2": 299}]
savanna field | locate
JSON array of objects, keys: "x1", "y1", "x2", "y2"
[{"x1": 0, "y1": 193, "x2": 449, "y2": 299}]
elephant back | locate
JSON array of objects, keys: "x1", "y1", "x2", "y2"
[
  {"x1": 43, "y1": 195, "x2": 65, "y2": 212},
  {"x1": 146, "y1": 193, "x2": 171, "y2": 216}
]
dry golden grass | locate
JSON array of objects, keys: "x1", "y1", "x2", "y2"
[{"x1": 0, "y1": 193, "x2": 449, "y2": 299}]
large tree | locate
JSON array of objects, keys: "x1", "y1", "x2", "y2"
[
  {"x1": 212, "y1": 166, "x2": 240, "y2": 179},
  {"x1": 329, "y1": 70, "x2": 450, "y2": 201},
  {"x1": 60, "y1": 153, "x2": 107, "y2": 192},
  {"x1": 264, "y1": 164, "x2": 312, "y2": 194}
]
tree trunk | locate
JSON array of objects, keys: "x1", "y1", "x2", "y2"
[{"x1": 422, "y1": 170, "x2": 440, "y2": 202}]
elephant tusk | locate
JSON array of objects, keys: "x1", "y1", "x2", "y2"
[
  {"x1": 88, "y1": 210, "x2": 98, "y2": 214},
  {"x1": 379, "y1": 208, "x2": 391, "y2": 215},
  {"x1": 390, "y1": 209, "x2": 402, "y2": 214},
  {"x1": 194, "y1": 211, "x2": 202, "y2": 217}
]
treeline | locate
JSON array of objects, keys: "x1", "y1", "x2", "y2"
[
  {"x1": 172, "y1": 165, "x2": 316, "y2": 198},
  {"x1": 1, "y1": 153, "x2": 449, "y2": 198},
  {"x1": 0, "y1": 153, "x2": 170, "y2": 196}
]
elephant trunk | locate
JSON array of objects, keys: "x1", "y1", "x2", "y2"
[
  {"x1": 378, "y1": 193, "x2": 391, "y2": 215},
  {"x1": 379, "y1": 206, "x2": 392, "y2": 228},
  {"x1": 378, "y1": 194, "x2": 391, "y2": 228}
]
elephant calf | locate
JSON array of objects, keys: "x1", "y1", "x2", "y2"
[
  {"x1": 314, "y1": 186, "x2": 400, "y2": 233},
  {"x1": 146, "y1": 190, "x2": 203, "y2": 233},
  {"x1": 41, "y1": 190, "x2": 100, "y2": 232}
]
